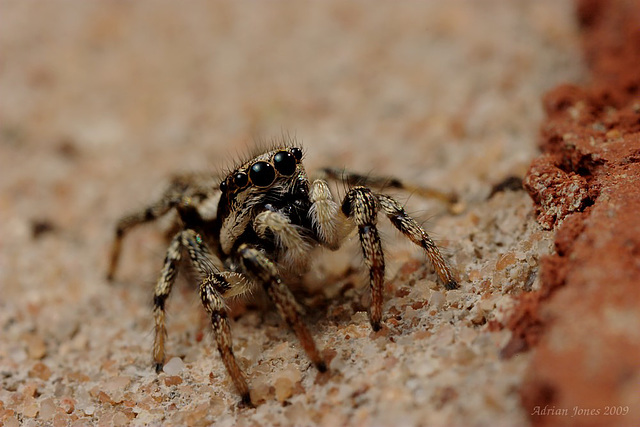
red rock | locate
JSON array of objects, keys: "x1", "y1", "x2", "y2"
[
  {"x1": 512, "y1": 0, "x2": 640, "y2": 425},
  {"x1": 524, "y1": 155, "x2": 591, "y2": 230}
]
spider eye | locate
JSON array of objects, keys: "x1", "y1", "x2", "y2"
[
  {"x1": 219, "y1": 179, "x2": 227, "y2": 192},
  {"x1": 249, "y1": 161, "x2": 276, "y2": 187},
  {"x1": 233, "y1": 172, "x2": 248, "y2": 189},
  {"x1": 291, "y1": 147, "x2": 303, "y2": 161},
  {"x1": 273, "y1": 151, "x2": 297, "y2": 176}
]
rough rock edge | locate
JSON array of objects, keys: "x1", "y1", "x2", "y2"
[{"x1": 506, "y1": 0, "x2": 640, "y2": 426}]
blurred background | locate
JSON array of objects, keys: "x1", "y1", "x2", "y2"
[{"x1": 1, "y1": 1, "x2": 582, "y2": 226}]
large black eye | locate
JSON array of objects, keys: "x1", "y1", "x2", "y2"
[
  {"x1": 273, "y1": 151, "x2": 297, "y2": 176},
  {"x1": 219, "y1": 179, "x2": 227, "y2": 192},
  {"x1": 249, "y1": 161, "x2": 276, "y2": 187},
  {"x1": 233, "y1": 172, "x2": 248, "y2": 189},
  {"x1": 291, "y1": 147, "x2": 303, "y2": 161}
]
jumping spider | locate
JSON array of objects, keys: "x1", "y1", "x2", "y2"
[{"x1": 107, "y1": 143, "x2": 458, "y2": 406}]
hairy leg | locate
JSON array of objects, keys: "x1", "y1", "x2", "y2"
[
  {"x1": 107, "y1": 173, "x2": 220, "y2": 281},
  {"x1": 237, "y1": 244, "x2": 327, "y2": 372},
  {"x1": 378, "y1": 194, "x2": 458, "y2": 290},
  {"x1": 108, "y1": 197, "x2": 180, "y2": 281},
  {"x1": 254, "y1": 210, "x2": 312, "y2": 273},
  {"x1": 200, "y1": 272, "x2": 252, "y2": 406},
  {"x1": 308, "y1": 179, "x2": 346, "y2": 249},
  {"x1": 152, "y1": 229, "x2": 227, "y2": 370},
  {"x1": 173, "y1": 229, "x2": 252, "y2": 405},
  {"x1": 341, "y1": 187, "x2": 386, "y2": 331},
  {"x1": 321, "y1": 167, "x2": 458, "y2": 206},
  {"x1": 152, "y1": 232, "x2": 183, "y2": 372}
]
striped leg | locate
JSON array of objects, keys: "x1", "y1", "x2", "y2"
[
  {"x1": 200, "y1": 273, "x2": 251, "y2": 406},
  {"x1": 341, "y1": 187, "x2": 386, "y2": 331},
  {"x1": 378, "y1": 194, "x2": 458, "y2": 290},
  {"x1": 155, "y1": 229, "x2": 251, "y2": 405},
  {"x1": 237, "y1": 244, "x2": 327, "y2": 373},
  {"x1": 153, "y1": 229, "x2": 224, "y2": 372},
  {"x1": 180, "y1": 229, "x2": 226, "y2": 278},
  {"x1": 107, "y1": 196, "x2": 179, "y2": 281},
  {"x1": 107, "y1": 173, "x2": 220, "y2": 281},
  {"x1": 153, "y1": 232, "x2": 183, "y2": 373},
  {"x1": 321, "y1": 167, "x2": 458, "y2": 206}
]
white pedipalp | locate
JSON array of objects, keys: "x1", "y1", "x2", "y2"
[{"x1": 254, "y1": 210, "x2": 314, "y2": 274}]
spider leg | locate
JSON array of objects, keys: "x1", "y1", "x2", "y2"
[
  {"x1": 152, "y1": 228, "x2": 225, "y2": 370},
  {"x1": 152, "y1": 232, "x2": 182, "y2": 373},
  {"x1": 153, "y1": 229, "x2": 251, "y2": 405},
  {"x1": 107, "y1": 195, "x2": 181, "y2": 281},
  {"x1": 237, "y1": 243, "x2": 327, "y2": 373},
  {"x1": 378, "y1": 194, "x2": 458, "y2": 290},
  {"x1": 321, "y1": 167, "x2": 458, "y2": 207},
  {"x1": 200, "y1": 273, "x2": 251, "y2": 406},
  {"x1": 341, "y1": 187, "x2": 386, "y2": 331},
  {"x1": 308, "y1": 179, "x2": 346, "y2": 250},
  {"x1": 107, "y1": 173, "x2": 220, "y2": 281},
  {"x1": 254, "y1": 210, "x2": 313, "y2": 273}
]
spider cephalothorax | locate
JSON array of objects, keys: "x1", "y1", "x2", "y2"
[
  {"x1": 108, "y1": 143, "x2": 458, "y2": 406},
  {"x1": 216, "y1": 146, "x2": 319, "y2": 273}
]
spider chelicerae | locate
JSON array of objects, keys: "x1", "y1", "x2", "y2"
[{"x1": 107, "y1": 142, "x2": 458, "y2": 406}]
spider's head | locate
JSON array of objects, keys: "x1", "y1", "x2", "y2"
[
  {"x1": 216, "y1": 146, "x2": 310, "y2": 250},
  {"x1": 219, "y1": 146, "x2": 305, "y2": 200}
]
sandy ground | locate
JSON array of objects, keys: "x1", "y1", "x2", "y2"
[{"x1": 0, "y1": 2, "x2": 584, "y2": 426}]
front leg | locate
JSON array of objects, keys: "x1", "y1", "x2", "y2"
[
  {"x1": 158, "y1": 229, "x2": 251, "y2": 405},
  {"x1": 200, "y1": 272, "x2": 252, "y2": 406},
  {"x1": 153, "y1": 232, "x2": 183, "y2": 372},
  {"x1": 254, "y1": 210, "x2": 312, "y2": 273},
  {"x1": 308, "y1": 179, "x2": 347, "y2": 250},
  {"x1": 152, "y1": 228, "x2": 228, "y2": 372},
  {"x1": 341, "y1": 187, "x2": 386, "y2": 331},
  {"x1": 237, "y1": 244, "x2": 327, "y2": 373}
]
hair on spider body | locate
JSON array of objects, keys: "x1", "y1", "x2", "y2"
[{"x1": 107, "y1": 142, "x2": 458, "y2": 406}]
